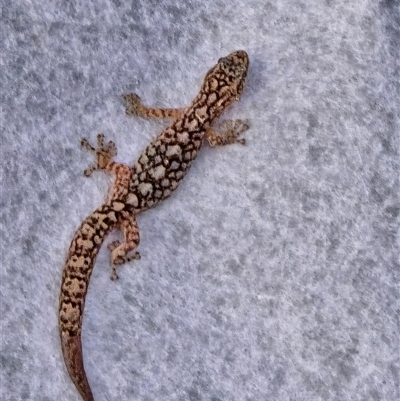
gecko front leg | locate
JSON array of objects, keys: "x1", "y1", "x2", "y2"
[
  {"x1": 123, "y1": 93, "x2": 185, "y2": 120},
  {"x1": 205, "y1": 119, "x2": 249, "y2": 146}
]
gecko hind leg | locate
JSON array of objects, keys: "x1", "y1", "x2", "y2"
[
  {"x1": 123, "y1": 93, "x2": 184, "y2": 120},
  {"x1": 81, "y1": 134, "x2": 117, "y2": 176},
  {"x1": 107, "y1": 211, "x2": 141, "y2": 280},
  {"x1": 205, "y1": 119, "x2": 249, "y2": 146}
]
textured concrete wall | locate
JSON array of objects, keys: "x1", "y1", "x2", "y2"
[{"x1": 2, "y1": 1, "x2": 399, "y2": 400}]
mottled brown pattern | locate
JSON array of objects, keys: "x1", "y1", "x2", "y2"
[{"x1": 59, "y1": 50, "x2": 249, "y2": 401}]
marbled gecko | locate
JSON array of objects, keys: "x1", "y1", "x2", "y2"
[{"x1": 59, "y1": 50, "x2": 249, "y2": 401}]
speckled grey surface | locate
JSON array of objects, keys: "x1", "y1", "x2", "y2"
[{"x1": 1, "y1": 1, "x2": 399, "y2": 400}]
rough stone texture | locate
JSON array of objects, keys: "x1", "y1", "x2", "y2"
[{"x1": 1, "y1": 1, "x2": 398, "y2": 400}]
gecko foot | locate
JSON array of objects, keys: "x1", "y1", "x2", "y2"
[
  {"x1": 219, "y1": 119, "x2": 250, "y2": 145},
  {"x1": 108, "y1": 241, "x2": 141, "y2": 280},
  {"x1": 81, "y1": 133, "x2": 117, "y2": 176},
  {"x1": 123, "y1": 93, "x2": 142, "y2": 116}
]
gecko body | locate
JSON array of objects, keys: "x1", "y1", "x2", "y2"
[{"x1": 59, "y1": 50, "x2": 249, "y2": 401}]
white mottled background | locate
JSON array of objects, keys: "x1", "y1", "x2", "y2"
[{"x1": 1, "y1": 1, "x2": 399, "y2": 400}]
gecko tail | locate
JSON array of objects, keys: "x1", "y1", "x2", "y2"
[{"x1": 61, "y1": 333, "x2": 95, "y2": 401}]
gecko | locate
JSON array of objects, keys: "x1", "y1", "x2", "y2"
[{"x1": 59, "y1": 50, "x2": 249, "y2": 401}]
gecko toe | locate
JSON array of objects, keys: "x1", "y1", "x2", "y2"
[
  {"x1": 110, "y1": 269, "x2": 119, "y2": 281},
  {"x1": 127, "y1": 251, "x2": 141, "y2": 262}
]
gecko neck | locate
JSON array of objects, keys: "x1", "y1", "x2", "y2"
[{"x1": 185, "y1": 86, "x2": 235, "y2": 129}]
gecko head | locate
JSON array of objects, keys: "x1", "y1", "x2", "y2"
[{"x1": 205, "y1": 50, "x2": 249, "y2": 104}]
